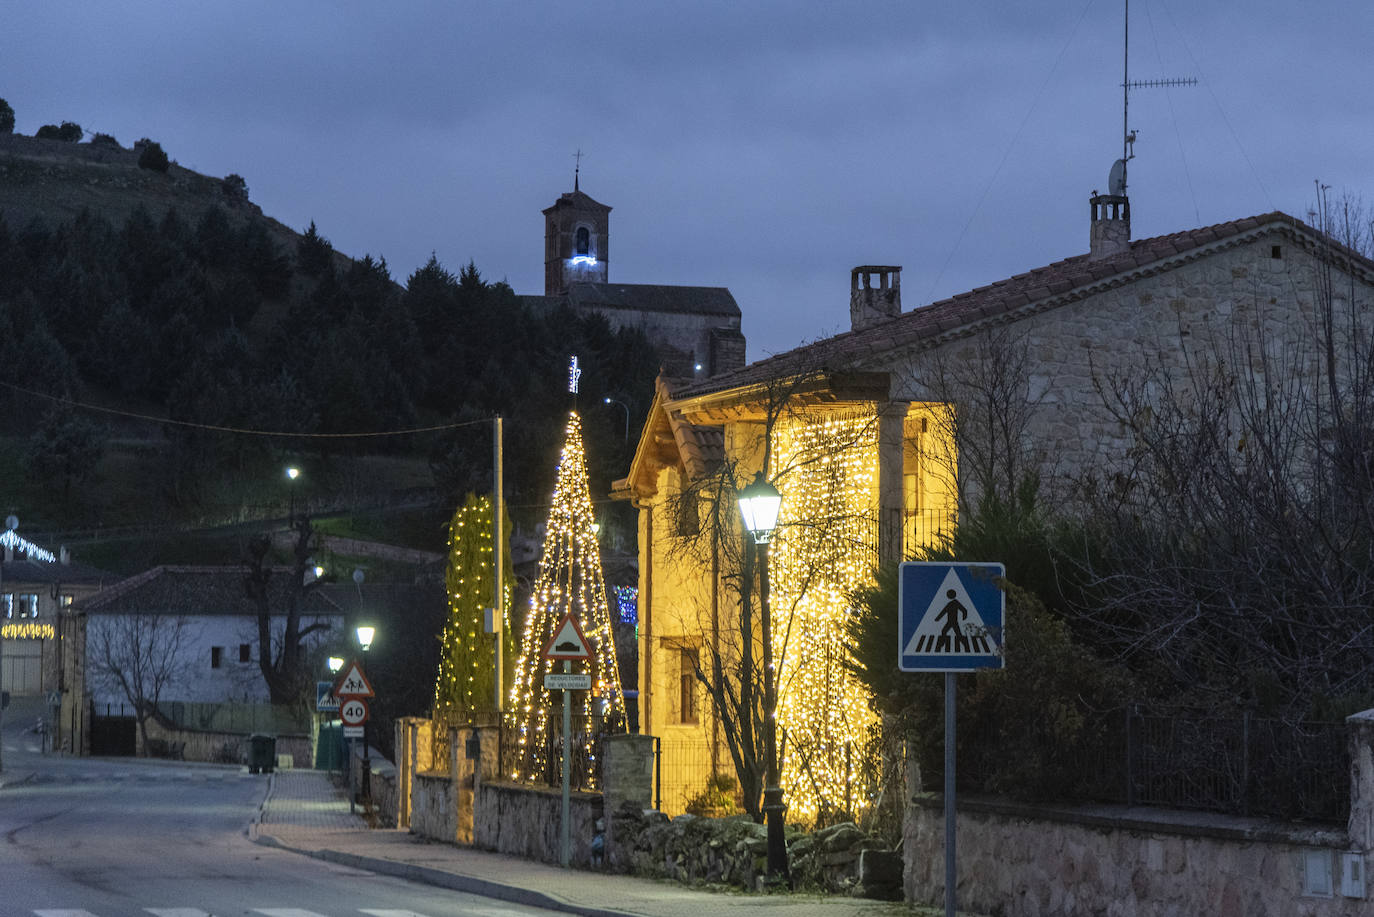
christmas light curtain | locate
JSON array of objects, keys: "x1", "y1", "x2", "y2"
[
  {"x1": 507, "y1": 411, "x2": 625, "y2": 785},
  {"x1": 433, "y1": 493, "x2": 515, "y2": 725},
  {"x1": 770, "y1": 411, "x2": 880, "y2": 822}
]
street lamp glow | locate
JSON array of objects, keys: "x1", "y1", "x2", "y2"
[
  {"x1": 286, "y1": 466, "x2": 300, "y2": 481},
  {"x1": 738, "y1": 473, "x2": 782, "y2": 544},
  {"x1": 327, "y1": 656, "x2": 344, "y2": 673},
  {"x1": 355, "y1": 625, "x2": 375, "y2": 651}
]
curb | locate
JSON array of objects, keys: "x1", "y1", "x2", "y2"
[{"x1": 249, "y1": 831, "x2": 643, "y2": 917}]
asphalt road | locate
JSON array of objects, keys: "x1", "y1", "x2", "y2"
[{"x1": 0, "y1": 697, "x2": 558, "y2": 917}]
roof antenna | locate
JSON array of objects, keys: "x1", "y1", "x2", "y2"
[
  {"x1": 574, "y1": 149, "x2": 582, "y2": 192},
  {"x1": 1116, "y1": 0, "x2": 1195, "y2": 195}
]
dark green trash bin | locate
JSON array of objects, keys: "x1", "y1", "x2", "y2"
[{"x1": 248, "y1": 734, "x2": 276, "y2": 773}]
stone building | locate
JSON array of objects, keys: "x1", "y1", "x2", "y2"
[
  {"x1": 520, "y1": 182, "x2": 747, "y2": 378},
  {"x1": 613, "y1": 187, "x2": 1374, "y2": 816}
]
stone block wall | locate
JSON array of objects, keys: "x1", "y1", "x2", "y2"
[
  {"x1": 473, "y1": 781, "x2": 603, "y2": 867},
  {"x1": 410, "y1": 772, "x2": 456, "y2": 842}
]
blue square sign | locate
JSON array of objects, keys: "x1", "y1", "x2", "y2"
[{"x1": 898, "y1": 562, "x2": 1006, "y2": 672}]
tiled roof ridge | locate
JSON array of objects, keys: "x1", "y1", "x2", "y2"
[
  {"x1": 75, "y1": 563, "x2": 311, "y2": 610},
  {"x1": 680, "y1": 210, "x2": 1323, "y2": 398}
]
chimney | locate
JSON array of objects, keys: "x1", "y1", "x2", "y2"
[
  {"x1": 850, "y1": 266, "x2": 902, "y2": 332},
  {"x1": 1089, "y1": 193, "x2": 1131, "y2": 260}
]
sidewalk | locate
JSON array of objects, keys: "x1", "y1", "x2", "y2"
[{"x1": 251, "y1": 768, "x2": 919, "y2": 917}]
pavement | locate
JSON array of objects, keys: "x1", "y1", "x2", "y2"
[{"x1": 251, "y1": 768, "x2": 921, "y2": 917}]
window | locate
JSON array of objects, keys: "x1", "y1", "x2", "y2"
[
  {"x1": 59, "y1": 594, "x2": 73, "y2": 607},
  {"x1": 678, "y1": 647, "x2": 700, "y2": 725},
  {"x1": 575, "y1": 226, "x2": 590, "y2": 256},
  {"x1": 676, "y1": 489, "x2": 700, "y2": 537},
  {"x1": 239, "y1": 643, "x2": 252, "y2": 663},
  {"x1": 211, "y1": 646, "x2": 223, "y2": 669},
  {"x1": 15, "y1": 594, "x2": 38, "y2": 618}
]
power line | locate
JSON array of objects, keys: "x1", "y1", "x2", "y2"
[{"x1": 0, "y1": 379, "x2": 491, "y2": 439}]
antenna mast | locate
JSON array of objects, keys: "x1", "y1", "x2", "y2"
[{"x1": 1117, "y1": 0, "x2": 1195, "y2": 196}]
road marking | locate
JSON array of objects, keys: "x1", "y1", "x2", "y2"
[
  {"x1": 146, "y1": 910, "x2": 214, "y2": 916},
  {"x1": 252, "y1": 910, "x2": 332, "y2": 917},
  {"x1": 34, "y1": 911, "x2": 100, "y2": 916}
]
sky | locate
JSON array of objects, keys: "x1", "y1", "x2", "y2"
[{"x1": 4, "y1": 1, "x2": 1372, "y2": 360}]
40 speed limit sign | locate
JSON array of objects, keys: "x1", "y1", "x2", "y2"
[{"x1": 340, "y1": 697, "x2": 369, "y2": 726}]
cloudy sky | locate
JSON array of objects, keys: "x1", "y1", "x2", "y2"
[{"x1": 5, "y1": 1, "x2": 1371, "y2": 358}]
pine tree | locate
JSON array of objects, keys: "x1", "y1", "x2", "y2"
[
  {"x1": 508, "y1": 412, "x2": 625, "y2": 785},
  {"x1": 433, "y1": 493, "x2": 515, "y2": 725}
]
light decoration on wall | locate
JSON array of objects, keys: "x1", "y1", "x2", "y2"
[
  {"x1": 769, "y1": 410, "x2": 880, "y2": 822},
  {"x1": 0, "y1": 528, "x2": 56, "y2": 563},
  {"x1": 433, "y1": 493, "x2": 514, "y2": 724},
  {"x1": 508, "y1": 411, "x2": 625, "y2": 786},
  {"x1": 1, "y1": 622, "x2": 55, "y2": 640},
  {"x1": 611, "y1": 585, "x2": 638, "y2": 625},
  {"x1": 570, "y1": 255, "x2": 598, "y2": 267}
]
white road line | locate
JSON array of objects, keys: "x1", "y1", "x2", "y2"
[
  {"x1": 359, "y1": 911, "x2": 433, "y2": 917},
  {"x1": 34, "y1": 911, "x2": 100, "y2": 917},
  {"x1": 146, "y1": 909, "x2": 214, "y2": 917},
  {"x1": 252, "y1": 910, "x2": 333, "y2": 917}
]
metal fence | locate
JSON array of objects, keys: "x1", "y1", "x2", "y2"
[
  {"x1": 958, "y1": 704, "x2": 1350, "y2": 824},
  {"x1": 497, "y1": 712, "x2": 623, "y2": 793}
]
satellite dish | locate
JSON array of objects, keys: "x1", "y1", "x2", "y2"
[
  {"x1": 4, "y1": 515, "x2": 17, "y2": 531},
  {"x1": 1108, "y1": 159, "x2": 1127, "y2": 197},
  {"x1": 352, "y1": 568, "x2": 365, "y2": 586}
]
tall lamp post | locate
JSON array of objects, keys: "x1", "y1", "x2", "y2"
[
  {"x1": 603, "y1": 397, "x2": 629, "y2": 441},
  {"x1": 356, "y1": 624, "x2": 375, "y2": 806},
  {"x1": 738, "y1": 471, "x2": 787, "y2": 883},
  {"x1": 286, "y1": 466, "x2": 300, "y2": 525}
]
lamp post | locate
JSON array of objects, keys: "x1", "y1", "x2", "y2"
[
  {"x1": 286, "y1": 466, "x2": 300, "y2": 525},
  {"x1": 738, "y1": 471, "x2": 787, "y2": 884},
  {"x1": 603, "y1": 397, "x2": 629, "y2": 441},
  {"x1": 356, "y1": 624, "x2": 375, "y2": 806}
]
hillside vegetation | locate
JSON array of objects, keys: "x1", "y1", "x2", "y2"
[{"x1": 0, "y1": 131, "x2": 657, "y2": 556}]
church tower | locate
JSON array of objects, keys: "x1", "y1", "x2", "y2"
[{"x1": 543, "y1": 178, "x2": 611, "y2": 295}]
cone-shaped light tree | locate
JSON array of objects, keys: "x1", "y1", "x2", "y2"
[
  {"x1": 508, "y1": 410, "x2": 625, "y2": 785},
  {"x1": 433, "y1": 493, "x2": 515, "y2": 725}
]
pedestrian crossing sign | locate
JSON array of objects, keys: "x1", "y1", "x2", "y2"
[{"x1": 898, "y1": 561, "x2": 1006, "y2": 672}]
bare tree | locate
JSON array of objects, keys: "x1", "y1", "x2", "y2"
[
  {"x1": 243, "y1": 514, "x2": 333, "y2": 705},
  {"x1": 87, "y1": 613, "x2": 199, "y2": 755},
  {"x1": 1066, "y1": 190, "x2": 1374, "y2": 711}
]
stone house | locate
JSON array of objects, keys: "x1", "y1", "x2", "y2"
[
  {"x1": 612, "y1": 190, "x2": 1374, "y2": 817},
  {"x1": 61, "y1": 565, "x2": 344, "y2": 755}
]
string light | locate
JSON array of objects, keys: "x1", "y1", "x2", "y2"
[
  {"x1": 433, "y1": 494, "x2": 514, "y2": 723},
  {"x1": 0, "y1": 529, "x2": 56, "y2": 563},
  {"x1": 770, "y1": 411, "x2": 880, "y2": 822},
  {"x1": 507, "y1": 411, "x2": 625, "y2": 786},
  {"x1": 1, "y1": 622, "x2": 55, "y2": 640}
]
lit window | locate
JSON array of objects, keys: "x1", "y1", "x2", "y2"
[{"x1": 16, "y1": 594, "x2": 38, "y2": 618}]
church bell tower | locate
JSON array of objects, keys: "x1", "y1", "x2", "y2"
[{"x1": 543, "y1": 173, "x2": 610, "y2": 295}]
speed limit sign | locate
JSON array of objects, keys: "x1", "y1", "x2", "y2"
[{"x1": 340, "y1": 697, "x2": 369, "y2": 726}]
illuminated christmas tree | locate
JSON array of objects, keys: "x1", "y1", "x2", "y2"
[
  {"x1": 508, "y1": 409, "x2": 624, "y2": 785},
  {"x1": 433, "y1": 493, "x2": 515, "y2": 725}
]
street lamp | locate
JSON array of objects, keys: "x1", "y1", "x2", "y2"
[
  {"x1": 286, "y1": 466, "x2": 300, "y2": 524},
  {"x1": 738, "y1": 472, "x2": 788, "y2": 883},
  {"x1": 327, "y1": 656, "x2": 344, "y2": 674},
  {"x1": 603, "y1": 397, "x2": 629, "y2": 441},
  {"x1": 355, "y1": 623, "x2": 375, "y2": 806}
]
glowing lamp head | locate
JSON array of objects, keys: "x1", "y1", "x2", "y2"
[
  {"x1": 355, "y1": 625, "x2": 375, "y2": 651},
  {"x1": 738, "y1": 472, "x2": 782, "y2": 544},
  {"x1": 327, "y1": 656, "x2": 344, "y2": 673},
  {"x1": 286, "y1": 466, "x2": 300, "y2": 481}
]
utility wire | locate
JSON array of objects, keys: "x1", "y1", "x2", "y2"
[{"x1": 0, "y1": 379, "x2": 491, "y2": 439}]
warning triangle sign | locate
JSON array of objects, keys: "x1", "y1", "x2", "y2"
[
  {"x1": 543, "y1": 613, "x2": 593, "y2": 660},
  {"x1": 334, "y1": 661, "x2": 375, "y2": 698},
  {"x1": 902, "y1": 568, "x2": 996, "y2": 657}
]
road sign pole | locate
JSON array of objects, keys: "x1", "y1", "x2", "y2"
[
  {"x1": 945, "y1": 671, "x2": 956, "y2": 917},
  {"x1": 561, "y1": 659, "x2": 572, "y2": 868}
]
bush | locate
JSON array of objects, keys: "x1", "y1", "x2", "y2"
[
  {"x1": 0, "y1": 98, "x2": 13, "y2": 134},
  {"x1": 90, "y1": 132, "x2": 119, "y2": 147},
  {"x1": 137, "y1": 140, "x2": 170, "y2": 173},
  {"x1": 221, "y1": 173, "x2": 248, "y2": 203},
  {"x1": 37, "y1": 121, "x2": 83, "y2": 141}
]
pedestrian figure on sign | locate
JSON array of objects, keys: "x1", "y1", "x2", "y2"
[{"x1": 934, "y1": 589, "x2": 971, "y2": 653}]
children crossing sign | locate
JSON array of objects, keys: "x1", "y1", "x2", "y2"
[{"x1": 898, "y1": 562, "x2": 1006, "y2": 672}]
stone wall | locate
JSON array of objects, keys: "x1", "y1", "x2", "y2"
[
  {"x1": 902, "y1": 707, "x2": 1374, "y2": 916},
  {"x1": 474, "y1": 781, "x2": 603, "y2": 867},
  {"x1": 410, "y1": 772, "x2": 456, "y2": 842},
  {"x1": 142, "y1": 716, "x2": 310, "y2": 766}
]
